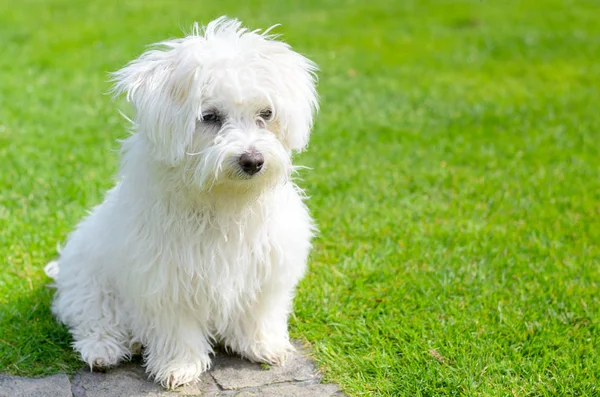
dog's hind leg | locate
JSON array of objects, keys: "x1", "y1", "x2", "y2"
[
  {"x1": 73, "y1": 324, "x2": 131, "y2": 370},
  {"x1": 71, "y1": 294, "x2": 131, "y2": 370},
  {"x1": 51, "y1": 266, "x2": 131, "y2": 370}
]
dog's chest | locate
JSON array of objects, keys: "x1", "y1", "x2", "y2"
[{"x1": 174, "y1": 211, "x2": 277, "y2": 312}]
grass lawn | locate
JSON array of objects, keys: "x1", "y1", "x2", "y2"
[{"x1": 1, "y1": 0, "x2": 599, "y2": 395}]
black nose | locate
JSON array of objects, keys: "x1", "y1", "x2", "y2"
[{"x1": 238, "y1": 151, "x2": 264, "y2": 175}]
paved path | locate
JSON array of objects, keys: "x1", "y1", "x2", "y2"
[{"x1": 0, "y1": 343, "x2": 343, "y2": 397}]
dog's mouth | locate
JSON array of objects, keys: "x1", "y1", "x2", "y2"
[
  {"x1": 229, "y1": 165, "x2": 267, "y2": 181},
  {"x1": 197, "y1": 151, "x2": 290, "y2": 192}
]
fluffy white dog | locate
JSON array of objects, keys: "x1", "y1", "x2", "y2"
[{"x1": 45, "y1": 16, "x2": 318, "y2": 389}]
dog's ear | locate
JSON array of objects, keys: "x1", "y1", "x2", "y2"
[
  {"x1": 111, "y1": 41, "x2": 199, "y2": 165},
  {"x1": 269, "y1": 46, "x2": 319, "y2": 152}
]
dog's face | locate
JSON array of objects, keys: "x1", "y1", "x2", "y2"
[{"x1": 112, "y1": 17, "x2": 318, "y2": 192}]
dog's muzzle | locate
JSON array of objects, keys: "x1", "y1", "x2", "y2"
[{"x1": 238, "y1": 150, "x2": 264, "y2": 175}]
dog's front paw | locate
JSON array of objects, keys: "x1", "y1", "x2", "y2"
[
  {"x1": 162, "y1": 362, "x2": 209, "y2": 389},
  {"x1": 240, "y1": 338, "x2": 295, "y2": 366},
  {"x1": 151, "y1": 357, "x2": 212, "y2": 389},
  {"x1": 164, "y1": 365, "x2": 200, "y2": 389}
]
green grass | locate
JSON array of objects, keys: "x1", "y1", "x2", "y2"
[{"x1": 1, "y1": 0, "x2": 599, "y2": 395}]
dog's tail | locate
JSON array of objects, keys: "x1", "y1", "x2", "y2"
[
  {"x1": 44, "y1": 260, "x2": 59, "y2": 280},
  {"x1": 44, "y1": 244, "x2": 62, "y2": 282}
]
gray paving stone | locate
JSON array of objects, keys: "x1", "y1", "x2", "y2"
[
  {"x1": 72, "y1": 363, "x2": 166, "y2": 397},
  {"x1": 218, "y1": 382, "x2": 343, "y2": 397},
  {"x1": 0, "y1": 373, "x2": 71, "y2": 397},
  {"x1": 72, "y1": 362, "x2": 218, "y2": 397},
  {"x1": 211, "y1": 350, "x2": 318, "y2": 390},
  {"x1": 255, "y1": 382, "x2": 342, "y2": 396},
  {"x1": 0, "y1": 342, "x2": 343, "y2": 397},
  {"x1": 177, "y1": 376, "x2": 222, "y2": 396}
]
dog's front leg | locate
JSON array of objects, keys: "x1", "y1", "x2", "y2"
[
  {"x1": 140, "y1": 310, "x2": 212, "y2": 389},
  {"x1": 224, "y1": 281, "x2": 296, "y2": 366}
]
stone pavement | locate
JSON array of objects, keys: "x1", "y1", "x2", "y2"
[{"x1": 0, "y1": 343, "x2": 344, "y2": 397}]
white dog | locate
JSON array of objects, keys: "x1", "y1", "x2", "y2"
[{"x1": 45, "y1": 16, "x2": 318, "y2": 389}]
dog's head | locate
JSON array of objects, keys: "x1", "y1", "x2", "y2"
[{"x1": 112, "y1": 17, "x2": 318, "y2": 193}]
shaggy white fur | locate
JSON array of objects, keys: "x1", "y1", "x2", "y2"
[{"x1": 45, "y1": 16, "x2": 318, "y2": 389}]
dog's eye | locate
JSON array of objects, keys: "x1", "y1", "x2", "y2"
[
  {"x1": 259, "y1": 109, "x2": 273, "y2": 121},
  {"x1": 202, "y1": 112, "x2": 221, "y2": 123}
]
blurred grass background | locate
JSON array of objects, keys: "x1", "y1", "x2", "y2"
[{"x1": 1, "y1": 0, "x2": 599, "y2": 395}]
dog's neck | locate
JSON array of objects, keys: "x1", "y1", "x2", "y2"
[{"x1": 180, "y1": 182, "x2": 278, "y2": 215}]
